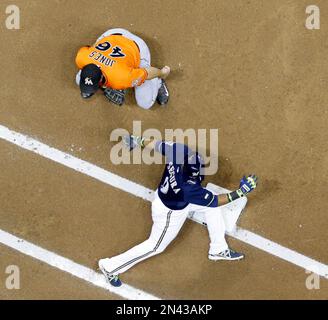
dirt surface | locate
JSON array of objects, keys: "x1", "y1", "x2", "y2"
[
  {"x1": 0, "y1": 245, "x2": 120, "y2": 300},
  {"x1": 0, "y1": 0, "x2": 327, "y2": 299}
]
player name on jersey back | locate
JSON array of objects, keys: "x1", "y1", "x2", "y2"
[{"x1": 88, "y1": 51, "x2": 116, "y2": 67}]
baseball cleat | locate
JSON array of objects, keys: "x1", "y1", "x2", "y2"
[
  {"x1": 208, "y1": 249, "x2": 244, "y2": 261},
  {"x1": 108, "y1": 274, "x2": 122, "y2": 287},
  {"x1": 99, "y1": 260, "x2": 122, "y2": 287},
  {"x1": 156, "y1": 80, "x2": 170, "y2": 106}
]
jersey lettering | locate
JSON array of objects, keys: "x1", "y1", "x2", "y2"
[
  {"x1": 160, "y1": 177, "x2": 170, "y2": 194},
  {"x1": 95, "y1": 42, "x2": 125, "y2": 58},
  {"x1": 167, "y1": 162, "x2": 181, "y2": 194},
  {"x1": 89, "y1": 51, "x2": 115, "y2": 67},
  {"x1": 110, "y1": 46, "x2": 125, "y2": 58},
  {"x1": 76, "y1": 35, "x2": 147, "y2": 90},
  {"x1": 95, "y1": 42, "x2": 111, "y2": 51},
  {"x1": 156, "y1": 142, "x2": 218, "y2": 210}
]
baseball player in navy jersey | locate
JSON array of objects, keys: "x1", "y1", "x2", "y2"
[{"x1": 99, "y1": 136, "x2": 258, "y2": 287}]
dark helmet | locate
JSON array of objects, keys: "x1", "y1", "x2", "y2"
[
  {"x1": 184, "y1": 152, "x2": 205, "y2": 182},
  {"x1": 79, "y1": 64, "x2": 103, "y2": 99}
]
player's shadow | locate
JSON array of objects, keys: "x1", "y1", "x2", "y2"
[
  {"x1": 136, "y1": 32, "x2": 184, "y2": 82},
  {"x1": 201, "y1": 155, "x2": 234, "y2": 189},
  {"x1": 205, "y1": 155, "x2": 281, "y2": 198},
  {"x1": 215, "y1": 156, "x2": 235, "y2": 187},
  {"x1": 121, "y1": 31, "x2": 185, "y2": 105}
]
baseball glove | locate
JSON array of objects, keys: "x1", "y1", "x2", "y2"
[{"x1": 103, "y1": 88, "x2": 126, "y2": 106}]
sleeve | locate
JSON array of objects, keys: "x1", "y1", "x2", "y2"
[
  {"x1": 155, "y1": 141, "x2": 191, "y2": 165},
  {"x1": 184, "y1": 183, "x2": 218, "y2": 208},
  {"x1": 75, "y1": 47, "x2": 90, "y2": 69},
  {"x1": 128, "y1": 68, "x2": 148, "y2": 87}
]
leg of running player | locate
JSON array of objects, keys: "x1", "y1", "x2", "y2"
[
  {"x1": 189, "y1": 204, "x2": 229, "y2": 255},
  {"x1": 99, "y1": 193, "x2": 189, "y2": 276},
  {"x1": 96, "y1": 28, "x2": 162, "y2": 109}
]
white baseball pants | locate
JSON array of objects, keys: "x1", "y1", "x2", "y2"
[
  {"x1": 100, "y1": 191, "x2": 229, "y2": 276},
  {"x1": 76, "y1": 28, "x2": 161, "y2": 109}
]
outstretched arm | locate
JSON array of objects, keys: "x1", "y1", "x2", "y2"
[
  {"x1": 122, "y1": 135, "x2": 259, "y2": 206},
  {"x1": 217, "y1": 194, "x2": 231, "y2": 206},
  {"x1": 122, "y1": 135, "x2": 157, "y2": 151},
  {"x1": 122, "y1": 136, "x2": 190, "y2": 161},
  {"x1": 185, "y1": 175, "x2": 258, "y2": 208},
  {"x1": 145, "y1": 66, "x2": 171, "y2": 80}
]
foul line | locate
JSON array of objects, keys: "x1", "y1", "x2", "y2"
[
  {"x1": 0, "y1": 229, "x2": 159, "y2": 300},
  {"x1": 0, "y1": 124, "x2": 327, "y2": 299}
]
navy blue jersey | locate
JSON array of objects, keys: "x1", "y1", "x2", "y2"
[{"x1": 156, "y1": 141, "x2": 218, "y2": 210}]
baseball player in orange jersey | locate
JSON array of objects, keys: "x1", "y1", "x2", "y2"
[{"x1": 75, "y1": 28, "x2": 171, "y2": 108}]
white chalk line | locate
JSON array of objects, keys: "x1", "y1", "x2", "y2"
[
  {"x1": 0, "y1": 124, "x2": 327, "y2": 298},
  {"x1": 0, "y1": 229, "x2": 159, "y2": 300},
  {"x1": 0, "y1": 125, "x2": 159, "y2": 300}
]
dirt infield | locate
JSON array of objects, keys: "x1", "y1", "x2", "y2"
[{"x1": 0, "y1": 0, "x2": 328, "y2": 299}]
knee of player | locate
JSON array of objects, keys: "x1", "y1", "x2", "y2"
[
  {"x1": 154, "y1": 244, "x2": 169, "y2": 254},
  {"x1": 136, "y1": 98, "x2": 155, "y2": 110}
]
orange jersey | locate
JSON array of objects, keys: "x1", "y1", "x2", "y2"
[{"x1": 76, "y1": 35, "x2": 148, "y2": 90}]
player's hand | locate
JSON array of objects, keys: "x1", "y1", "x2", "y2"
[
  {"x1": 239, "y1": 174, "x2": 258, "y2": 195},
  {"x1": 161, "y1": 66, "x2": 171, "y2": 79},
  {"x1": 122, "y1": 135, "x2": 145, "y2": 151}
]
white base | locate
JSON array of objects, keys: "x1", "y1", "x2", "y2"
[{"x1": 188, "y1": 183, "x2": 248, "y2": 232}]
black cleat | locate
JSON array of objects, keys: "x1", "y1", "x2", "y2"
[{"x1": 156, "y1": 80, "x2": 170, "y2": 106}]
